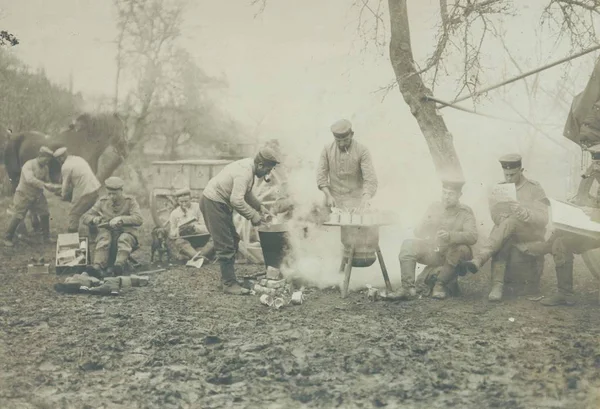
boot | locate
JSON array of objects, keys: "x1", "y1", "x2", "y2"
[
  {"x1": 40, "y1": 215, "x2": 55, "y2": 244},
  {"x1": 3, "y1": 216, "x2": 21, "y2": 246},
  {"x1": 398, "y1": 260, "x2": 417, "y2": 300},
  {"x1": 113, "y1": 251, "x2": 130, "y2": 275},
  {"x1": 488, "y1": 260, "x2": 506, "y2": 302},
  {"x1": 219, "y1": 260, "x2": 249, "y2": 295},
  {"x1": 431, "y1": 264, "x2": 456, "y2": 300},
  {"x1": 464, "y1": 257, "x2": 483, "y2": 274},
  {"x1": 541, "y1": 259, "x2": 575, "y2": 306}
]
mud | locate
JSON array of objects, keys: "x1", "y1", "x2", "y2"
[{"x1": 1, "y1": 197, "x2": 600, "y2": 409}]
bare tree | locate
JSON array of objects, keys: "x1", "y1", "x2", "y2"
[
  {"x1": 254, "y1": 0, "x2": 600, "y2": 180},
  {"x1": 0, "y1": 31, "x2": 18, "y2": 47}
]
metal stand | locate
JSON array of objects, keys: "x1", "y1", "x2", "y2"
[{"x1": 340, "y1": 246, "x2": 393, "y2": 298}]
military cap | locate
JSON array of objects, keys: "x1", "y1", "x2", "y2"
[
  {"x1": 588, "y1": 144, "x2": 600, "y2": 160},
  {"x1": 499, "y1": 153, "x2": 522, "y2": 170},
  {"x1": 104, "y1": 176, "x2": 124, "y2": 190},
  {"x1": 330, "y1": 119, "x2": 353, "y2": 138},
  {"x1": 442, "y1": 179, "x2": 465, "y2": 192},
  {"x1": 39, "y1": 146, "x2": 54, "y2": 157},
  {"x1": 174, "y1": 187, "x2": 191, "y2": 197},
  {"x1": 53, "y1": 147, "x2": 68, "y2": 158},
  {"x1": 257, "y1": 146, "x2": 280, "y2": 165}
]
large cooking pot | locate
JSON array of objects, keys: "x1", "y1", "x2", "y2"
[
  {"x1": 341, "y1": 225, "x2": 379, "y2": 267},
  {"x1": 258, "y1": 224, "x2": 292, "y2": 269}
]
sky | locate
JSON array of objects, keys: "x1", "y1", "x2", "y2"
[{"x1": 2, "y1": 0, "x2": 598, "y2": 285}]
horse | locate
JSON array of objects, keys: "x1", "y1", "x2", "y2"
[{"x1": 2, "y1": 113, "x2": 127, "y2": 192}]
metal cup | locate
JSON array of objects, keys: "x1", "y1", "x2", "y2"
[
  {"x1": 340, "y1": 212, "x2": 351, "y2": 224},
  {"x1": 291, "y1": 291, "x2": 304, "y2": 305},
  {"x1": 260, "y1": 294, "x2": 274, "y2": 306},
  {"x1": 272, "y1": 298, "x2": 285, "y2": 309}
]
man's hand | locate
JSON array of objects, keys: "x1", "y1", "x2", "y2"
[
  {"x1": 357, "y1": 196, "x2": 370, "y2": 212},
  {"x1": 436, "y1": 230, "x2": 450, "y2": 242},
  {"x1": 109, "y1": 217, "x2": 124, "y2": 229},
  {"x1": 324, "y1": 193, "x2": 337, "y2": 208},
  {"x1": 251, "y1": 213, "x2": 262, "y2": 227},
  {"x1": 92, "y1": 216, "x2": 103, "y2": 225},
  {"x1": 582, "y1": 207, "x2": 596, "y2": 218},
  {"x1": 510, "y1": 202, "x2": 530, "y2": 222}
]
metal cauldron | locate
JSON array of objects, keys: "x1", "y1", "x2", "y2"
[
  {"x1": 341, "y1": 225, "x2": 379, "y2": 267},
  {"x1": 257, "y1": 224, "x2": 292, "y2": 269}
]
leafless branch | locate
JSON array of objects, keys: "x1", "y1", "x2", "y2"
[{"x1": 251, "y1": 0, "x2": 267, "y2": 16}]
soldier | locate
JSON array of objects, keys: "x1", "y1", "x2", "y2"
[
  {"x1": 572, "y1": 144, "x2": 600, "y2": 207},
  {"x1": 464, "y1": 154, "x2": 549, "y2": 301},
  {"x1": 167, "y1": 187, "x2": 214, "y2": 262},
  {"x1": 398, "y1": 179, "x2": 478, "y2": 300},
  {"x1": 82, "y1": 177, "x2": 143, "y2": 276},
  {"x1": 316, "y1": 119, "x2": 377, "y2": 211},
  {"x1": 200, "y1": 147, "x2": 278, "y2": 295},
  {"x1": 3, "y1": 146, "x2": 58, "y2": 246},
  {"x1": 53, "y1": 147, "x2": 101, "y2": 234}
]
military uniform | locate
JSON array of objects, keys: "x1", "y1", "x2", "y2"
[
  {"x1": 81, "y1": 177, "x2": 143, "y2": 273},
  {"x1": 4, "y1": 147, "x2": 55, "y2": 246},
  {"x1": 399, "y1": 180, "x2": 478, "y2": 299},
  {"x1": 542, "y1": 145, "x2": 600, "y2": 306},
  {"x1": 467, "y1": 154, "x2": 549, "y2": 301},
  {"x1": 54, "y1": 148, "x2": 101, "y2": 233}
]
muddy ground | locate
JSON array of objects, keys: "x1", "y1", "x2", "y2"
[{"x1": 1, "y1": 196, "x2": 600, "y2": 409}]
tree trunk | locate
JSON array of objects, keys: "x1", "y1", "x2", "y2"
[{"x1": 388, "y1": 0, "x2": 463, "y2": 180}]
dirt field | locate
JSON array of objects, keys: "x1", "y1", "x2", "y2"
[{"x1": 1, "y1": 196, "x2": 600, "y2": 409}]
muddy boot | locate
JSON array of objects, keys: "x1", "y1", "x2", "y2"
[
  {"x1": 431, "y1": 264, "x2": 455, "y2": 300},
  {"x1": 488, "y1": 260, "x2": 506, "y2": 302},
  {"x1": 40, "y1": 215, "x2": 55, "y2": 245},
  {"x1": 464, "y1": 257, "x2": 483, "y2": 274},
  {"x1": 220, "y1": 260, "x2": 249, "y2": 295},
  {"x1": 113, "y1": 251, "x2": 129, "y2": 276},
  {"x1": 398, "y1": 260, "x2": 417, "y2": 300},
  {"x1": 3, "y1": 216, "x2": 21, "y2": 247},
  {"x1": 541, "y1": 259, "x2": 575, "y2": 306},
  {"x1": 223, "y1": 282, "x2": 251, "y2": 295}
]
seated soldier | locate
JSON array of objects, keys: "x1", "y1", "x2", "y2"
[
  {"x1": 540, "y1": 144, "x2": 600, "y2": 306},
  {"x1": 398, "y1": 179, "x2": 478, "y2": 300},
  {"x1": 168, "y1": 188, "x2": 215, "y2": 263},
  {"x1": 82, "y1": 177, "x2": 143, "y2": 276},
  {"x1": 465, "y1": 154, "x2": 549, "y2": 301}
]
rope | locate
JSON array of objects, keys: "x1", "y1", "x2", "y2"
[{"x1": 442, "y1": 44, "x2": 600, "y2": 107}]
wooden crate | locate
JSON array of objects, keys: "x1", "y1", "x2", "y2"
[{"x1": 55, "y1": 233, "x2": 90, "y2": 275}]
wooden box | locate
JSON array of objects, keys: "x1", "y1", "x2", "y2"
[{"x1": 55, "y1": 233, "x2": 90, "y2": 275}]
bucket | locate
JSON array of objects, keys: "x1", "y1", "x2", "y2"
[{"x1": 258, "y1": 224, "x2": 291, "y2": 269}]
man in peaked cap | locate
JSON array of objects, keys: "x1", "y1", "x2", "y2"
[
  {"x1": 537, "y1": 144, "x2": 600, "y2": 306},
  {"x1": 464, "y1": 154, "x2": 549, "y2": 301},
  {"x1": 200, "y1": 146, "x2": 279, "y2": 295},
  {"x1": 3, "y1": 146, "x2": 60, "y2": 246},
  {"x1": 167, "y1": 187, "x2": 214, "y2": 262},
  {"x1": 317, "y1": 119, "x2": 377, "y2": 212},
  {"x1": 82, "y1": 176, "x2": 143, "y2": 276},
  {"x1": 398, "y1": 178, "x2": 478, "y2": 300},
  {"x1": 53, "y1": 147, "x2": 101, "y2": 234}
]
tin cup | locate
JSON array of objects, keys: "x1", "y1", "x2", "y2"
[
  {"x1": 340, "y1": 212, "x2": 351, "y2": 224},
  {"x1": 260, "y1": 294, "x2": 274, "y2": 306},
  {"x1": 328, "y1": 213, "x2": 340, "y2": 224},
  {"x1": 272, "y1": 298, "x2": 285, "y2": 309},
  {"x1": 367, "y1": 287, "x2": 379, "y2": 301},
  {"x1": 351, "y1": 214, "x2": 362, "y2": 225},
  {"x1": 291, "y1": 291, "x2": 304, "y2": 305}
]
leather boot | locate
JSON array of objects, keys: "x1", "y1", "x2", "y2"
[
  {"x1": 541, "y1": 259, "x2": 575, "y2": 306},
  {"x1": 432, "y1": 264, "x2": 455, "y2": 300},
  {"x1": 3, "y1": 216, "x2": 21, "y2": 246},
  {"x1": 113, "y1": 251, "x2": 130, "y2": 275},
  {"x1": 40, "y1": 215, "x2": 55, "y2": 244},
  {"x1": 398, "y1": 260, "x2": 417, "y2": 299},
  {"x1": 488, "y1": 259, "x2": 506, "y2": 302},
  {"x1": 220, "y1": 260, "x2": 249, "y2": 295}
]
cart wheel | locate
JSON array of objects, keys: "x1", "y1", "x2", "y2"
[
  {"x1": 150, "y1": 191, "x2": 177, "y2": 227},
  {"x1": 581, "y1": 249, "x2": 600, "y2": 281}
]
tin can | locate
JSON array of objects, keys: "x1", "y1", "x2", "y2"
[
  {"x1": 351, "y1": 214, "x2": 362, "y2": 225},
  {"x1": 260, "y1": 294, "x2": 274, "y2": 306},
  {"x1": 272, "y1": 298, "x2": 285, "y2": 309},
  {"x1": 253, "y1": 284, "x2": 277, "y2": 295},
  {"x1": 328, "y1": 213, "x2": 340, "y2": 224},
  {"x1": 340, "y1": 212, "x2": 351, "y2": 224},
  {"x1": 291, "y1": 291, "x2": 304, "y2": 305},
  {"x1": 367, "y1": 287, "x2": 379, "y2": 301},
  {"x1": 265, "y1": 279, "x2": 286, "y2": 289}
]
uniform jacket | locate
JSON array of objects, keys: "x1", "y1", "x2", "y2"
[
  {"x1": 415, "y1": 202, "x2": 478, "y2": 247},
  {"x1": 82, "y1": 195, "x2": 143, "y2": 236},
  {"x1": 61, "y1": 155, "x2": 101, "y2": 203},
  {"x1": 16, "y1": 158, "x2": 49, "y2": 198}
]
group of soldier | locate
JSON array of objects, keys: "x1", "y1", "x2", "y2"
[{"x1": 4, "y1": 118, "x2": 600, "y2": 304}]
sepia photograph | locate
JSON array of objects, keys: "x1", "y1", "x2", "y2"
[{"x1": 0, "y1": 0, "x2": 600, "y2": 408}]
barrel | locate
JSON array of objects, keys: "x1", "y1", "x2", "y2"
[{"x1": 258, "y1": 224, "x2": 291, "y2": 269}]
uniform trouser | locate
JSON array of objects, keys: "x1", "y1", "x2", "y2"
[
  {"x1": 68, "y1": 190, "x2": 99, "y2": 233},
  {"x1": 168, "y1": 237, "x2": 216, "y2": 260},
  {"x1": 477, "y1": 216, "x2": 542, "y2": 265},
  {"x1": 399, "y1": 239, "x2": 472, "y2": 284},
  {"x1": 12, "y1": 191, "x2": 49, "y2": 219},
  {"x1": 94, "y1": 230, "x2": 137, "y2": 268},
  {"x1": 200, "y1": 196, "x2": 239, "y2": 284},
  {"x1": 551, "y1": 232, "x2": 600, "y2": 295}
]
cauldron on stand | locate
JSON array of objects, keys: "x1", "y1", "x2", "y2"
[{"x1": 257, "y1": 224, "x2": 292, "y2": 269}]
